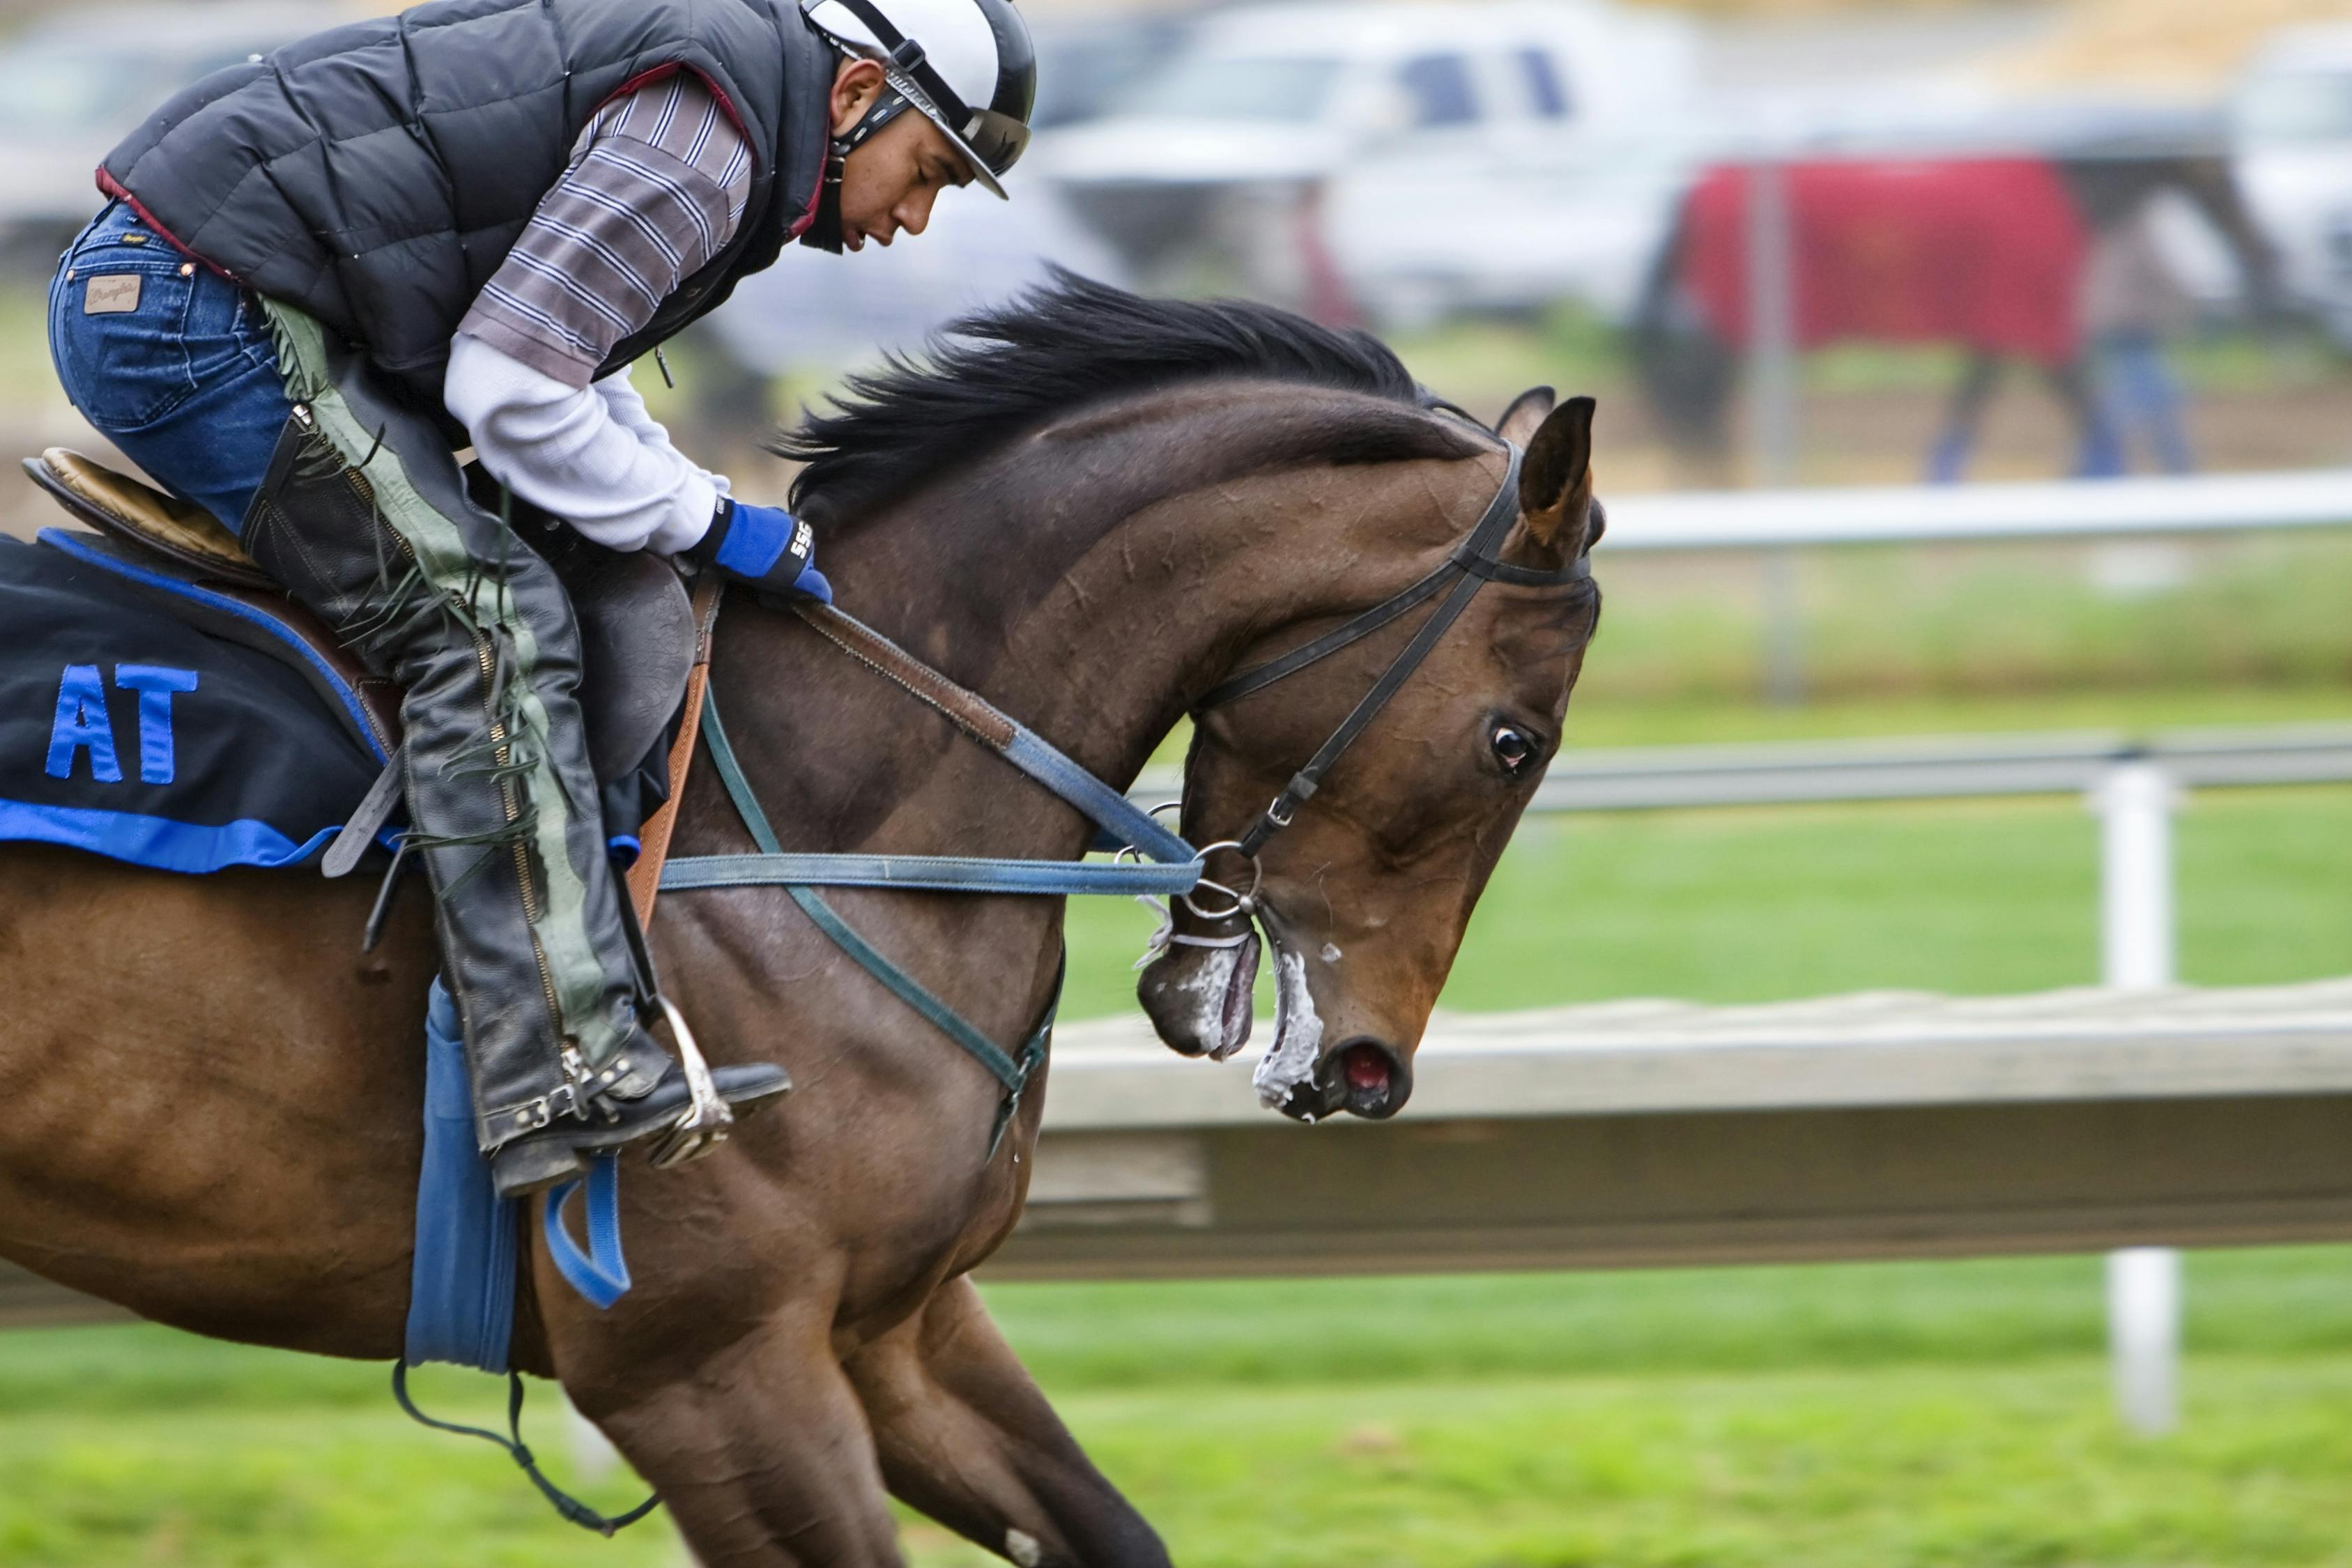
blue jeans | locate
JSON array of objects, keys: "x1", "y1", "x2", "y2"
[{"x1": 47, "y1": 201, "x2": 293, "y2": 533}]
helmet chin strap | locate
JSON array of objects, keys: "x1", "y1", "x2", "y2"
[{"x1": 799, "y1": 75, "x2": 914, "y2": 255}]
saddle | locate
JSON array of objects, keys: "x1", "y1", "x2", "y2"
[{"x1": 26, "y1": 448, "x2": 698, "y2": 786}]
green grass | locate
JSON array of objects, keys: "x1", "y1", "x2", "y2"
[
  {"x1": 11, "y1": 1248, "x2": 2352, "y2": 1567},
  {"x1": 922, "y1": 1355, "x2": 2352, "y2": 1568},
  {"x1": 1575, "y1": 536, "x2": 2352, "y2": 710}
]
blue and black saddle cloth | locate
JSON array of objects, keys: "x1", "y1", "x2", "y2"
[
  {"x1": 0, "y1": 530, "x2": 392, "y2": 868},
  {"x1": 3, "y1": 488, "x2": 686, "y2": 1388}
]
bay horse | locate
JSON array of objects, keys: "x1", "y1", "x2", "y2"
[{"x1": 0, "y1": 277, "x2": 1604, "y2": 1566}]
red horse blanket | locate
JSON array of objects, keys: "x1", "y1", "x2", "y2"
[{"x1": 1680, "y1": 157, "x2": 2089, "y2": 366}]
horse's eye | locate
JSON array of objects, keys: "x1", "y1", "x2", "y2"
[{"x1": 1491, "y1": 723, "x2": 1537, "y2": 776}]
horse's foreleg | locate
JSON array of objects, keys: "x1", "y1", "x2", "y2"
[
  {"x1": 570, "y1": 1314, "x2": 907, "y2": 1567},
  {"x1": 847, "y1": 1276, "x2": 1171, "y2": 1568}
]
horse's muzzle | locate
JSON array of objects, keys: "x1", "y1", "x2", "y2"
[{"x1": 1277, "y1": 1037, "x2": 1411, "y2": 1122}]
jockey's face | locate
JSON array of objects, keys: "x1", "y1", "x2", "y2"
[{"x1": 829, "y1": 58, "x2": 973, "y2": 253}]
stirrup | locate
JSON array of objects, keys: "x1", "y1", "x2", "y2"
[{"x1": 645, "y1": 994, "x2": 734, "y2": 1169}]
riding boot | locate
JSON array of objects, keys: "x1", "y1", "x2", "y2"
[{"x1": 240, "y1": 303, "x2": 787, "y2": 1199}]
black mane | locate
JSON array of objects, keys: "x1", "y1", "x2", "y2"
[{"x1": 778, "y1": 270, "x2": 1478, "y2": 526}]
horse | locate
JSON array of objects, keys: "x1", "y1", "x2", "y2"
[
  {"x1": 0, "y1": 277, "x2": 1604, "y2": 1566},
  {"x1": 1630, "y1": 152, "x2": 2280, "y2": 483}
]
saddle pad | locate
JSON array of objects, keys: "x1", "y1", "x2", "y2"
[{"x1": 0, "y1": 534, "x2": 384, "y2": 873}]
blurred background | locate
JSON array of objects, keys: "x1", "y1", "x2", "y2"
[{"x1": 3, "y1": 0, "x2": 2352, "y2": 1564}]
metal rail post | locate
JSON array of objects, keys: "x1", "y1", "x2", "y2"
[
  {"x1": 2093, "y1": 756, "x2": 2183, "y2": 1435},
  {"x1": 1744, "y1": 153, "x2": 1805, "y2": 706}
]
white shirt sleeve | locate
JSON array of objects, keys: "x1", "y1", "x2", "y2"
[{"x1": 444, "y1": 335, "x2": 727, "y2": 558}]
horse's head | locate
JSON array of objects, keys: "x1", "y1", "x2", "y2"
[{"x1": 1138, "y1": 387, "x2": 1604, "y2": 1121}]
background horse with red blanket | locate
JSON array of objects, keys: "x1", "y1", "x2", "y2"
[{"x1": 1633, "y1": 153, "x2": 2278, "y2": 482}]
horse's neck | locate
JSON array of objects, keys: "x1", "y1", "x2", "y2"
[{"x1": 691, "y1": 426, "x2": 1466, "y2": 868}]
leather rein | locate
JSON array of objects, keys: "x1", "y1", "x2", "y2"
[{"x1": 644, "y1": 436, "x2": 1590, "y2": 1136}]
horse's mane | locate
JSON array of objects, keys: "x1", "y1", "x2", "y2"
[{"x1": 778, "y1": 269, "x2": 1484, "y2": 528}]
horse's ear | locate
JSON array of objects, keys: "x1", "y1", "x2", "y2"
[
  {"x1": 1497, "y1": 385, "x2": 1556, "y2": 446},
  {"x1": 1519, "y1": 395, "x2": 1596, "y2": 549}
]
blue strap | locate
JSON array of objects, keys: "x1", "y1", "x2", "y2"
[
  {"x1": 542, "y1": 1155, "x2": 631, "y2": 1311},
  {"x1": 1001, "y1": 725, "x2": 1194, "y2": 866},
  {"x1": 782, "y1": 604, "x2": 1196, "y2": 868},
  {"x1": 675, "y1": 684, "x2": 1201, "y2": 898},
  {"x1": 661, "y1": 851, "x2": 1200, "y2": 897}
]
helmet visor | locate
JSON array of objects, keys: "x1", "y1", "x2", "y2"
[
  {"x1": 884, "y1": 67, "x2": 1024, "y2": 198},
  {"x1": 958, "y1": 106, "x2": 1029, "y2": 178}
]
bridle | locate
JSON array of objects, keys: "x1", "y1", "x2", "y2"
[
  {"x1": 1167, "y1": 439, "x2": 1592, "y2": 921},
  {"x1": 655, "y1": 432, "x2": 1596, "y2": 1136}
]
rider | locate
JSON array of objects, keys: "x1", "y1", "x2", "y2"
[{"x1": 47, "y1": 0, "x2": 1036, "y2": 1198}]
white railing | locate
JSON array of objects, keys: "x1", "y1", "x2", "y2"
[{"x1": 1600, "y1": 468, "x2": 2352, "y2": 551}]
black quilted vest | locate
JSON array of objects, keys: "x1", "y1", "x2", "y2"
[{"x1": 102, "y1": 0, "x2": 836, "y2": 406}]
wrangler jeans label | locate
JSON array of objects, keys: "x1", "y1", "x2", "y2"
[{"x1": 84, "y1": 275, "x2": 142, "y2": 314}]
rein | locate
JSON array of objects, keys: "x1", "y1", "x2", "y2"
[{"x1": 650, "y1": 435, "x2": 1588, "y2": 1137}]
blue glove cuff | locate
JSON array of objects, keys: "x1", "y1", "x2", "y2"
[{"x1": 713, "y1": 500, "x2": 801, "y2": 578}]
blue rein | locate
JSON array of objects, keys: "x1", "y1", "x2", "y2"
[
  {"x1": 659, "y1": 608, "x2": 1190, "y2": 1147},
  {"x1": 670, "y1": 607, "x2": 1202, "y2": 899}
]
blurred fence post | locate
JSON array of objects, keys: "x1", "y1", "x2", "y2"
[
  {"x1": 2093, "y1": 756, "x2": 2182, "y2": 1436},
  {"x1": 1744, "y1": 154, "x2": 1804, "y2": 705}
]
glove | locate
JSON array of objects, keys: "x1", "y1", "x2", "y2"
[{"x1": 689, "y1": 498, "x2": 832, "y2": 603}]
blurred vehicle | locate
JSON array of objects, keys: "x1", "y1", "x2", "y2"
[
  {"x1": 0, "y1": 2, "x2": 332, "y2": 258},
  {"x1": 1030, "y1": 14, "x2": 1193, "y2": 131},
  {"x1": 1029, "y1": 0, "x2": 1699, "y2": 309},
  {"x1": 1323, "y1": 121, "x2": 1705, "y2": 328},
  {"x1": 2232, "y1": 24, "x2": 2352, "y2": 344}
]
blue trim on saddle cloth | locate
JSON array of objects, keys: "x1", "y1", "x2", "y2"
[
  {"x1": 406, "y1": 980, "x2": 516, "y2": 1373},
  {"x1": 0, "y1": 797, "x2": 339, "y2": 873},
  {"x1": 37, "y1": 528, "x2": 392, "y2": 766}
]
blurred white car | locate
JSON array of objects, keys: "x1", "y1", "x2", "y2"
[
  {"x1": 1031, "y1": 0, "x2": 1700, "y2": 310},
  {"x1": 2233, "y1": 24, "x2": 2352, "y2": 341},
  {"x1": 0, "y1": 2, "x2": 339, "y2": 251},
  {"x1": 1324, "y1": 123, "x2": 1707, "y2": 328}
]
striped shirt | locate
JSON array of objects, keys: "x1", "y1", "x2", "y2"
[{"x1": 458, "y1": 73, "x2": 754, "y2": 388}]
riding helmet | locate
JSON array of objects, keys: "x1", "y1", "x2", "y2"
[{"x1": 800, "y1": 0, "x2": 1036, "y2": 198}]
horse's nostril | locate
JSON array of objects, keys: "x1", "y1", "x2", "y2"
[{"x1": 1331, "y1": 1040, "x2": 1410, "y2": 1120}]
